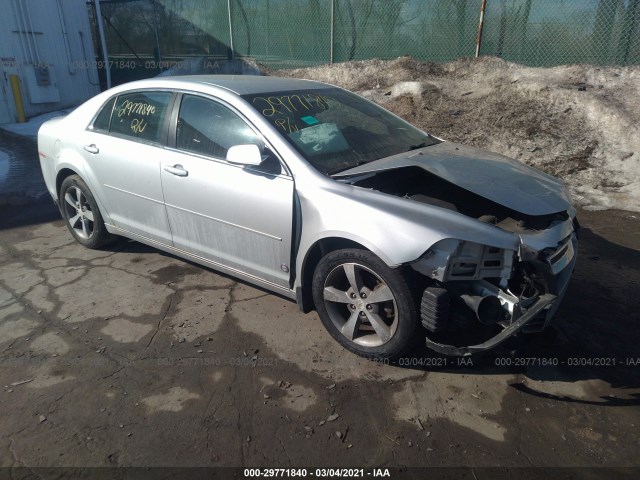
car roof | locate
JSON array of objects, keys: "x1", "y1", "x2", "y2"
[{"x1": 143, "y1": 75, "x2": 330, "y2": 95}]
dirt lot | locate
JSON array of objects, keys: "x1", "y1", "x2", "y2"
[{"x1": 1, "y1": 58, "x2": 640, "y2": 473}]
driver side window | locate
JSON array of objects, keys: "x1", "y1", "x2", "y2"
[{"x1": 176, "y1": 95, "x2": 260, "y2": 159}]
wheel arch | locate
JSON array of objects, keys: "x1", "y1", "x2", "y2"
[
  {"x1": 56, "y1": 169, "x2": 116, "y2": 249},
  {"x1": 55, "y1": 166, "x2": 113, "y2": 226},
  {"x1": 296, "y1": 236, "x2": 371, "y2": 314},
  {"x1": 56, "y1": 167, "x2": 79, "y2": 199}
]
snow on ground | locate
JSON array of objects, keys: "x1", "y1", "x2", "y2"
[
  {"x1": 277, "y1": 57, "x2": 640, "y2": 213},
  {"x1": 1, "y1": 109, "x2": 73, "y2": 138}
]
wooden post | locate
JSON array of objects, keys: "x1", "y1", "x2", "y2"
[{"x1": 476, "y1": 0, "x2": 487, "y2": 58}]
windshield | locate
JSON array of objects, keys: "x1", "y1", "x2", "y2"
[{"x1": 242, "y1": 88, "x2": 440, "y2": 175}]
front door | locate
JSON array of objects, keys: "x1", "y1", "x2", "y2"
[{"x1": 160, "y1": 94, "x2": 294, "y2": 288}]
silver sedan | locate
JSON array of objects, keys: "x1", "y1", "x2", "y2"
[{"x1": 38, "y1": 75, "x2": 578, "y2": 359}]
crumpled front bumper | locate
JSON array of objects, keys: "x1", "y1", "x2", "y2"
[
  {"x1": 423, "y1": 232, "x2": 578, "y2": 356},
  {"x1": 425, "y1": 293, "x2": 556, "y2": 356}
]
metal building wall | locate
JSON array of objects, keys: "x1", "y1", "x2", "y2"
[{"x1": 0, "y1": 0, "x2": 100, "y2": 123}]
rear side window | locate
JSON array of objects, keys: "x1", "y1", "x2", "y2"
[
  {"x1": 110, "y1": 91, "x2": 171, "y2": 143},
  {"x1": 91, "y1": 97, "x2": 115, "y2": 132}
]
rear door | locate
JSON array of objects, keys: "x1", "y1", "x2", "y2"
[
  {"x1": 80, "y1": 90, "x2": 175, "y2": 245},
  {"x1": 160, "y1": 93, "x2": 294, "y2": 288}
]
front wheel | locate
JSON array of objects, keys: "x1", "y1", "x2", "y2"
[
  {"x1": 59, "y1": 175, "x2": 114, "y2": 249},
  {"x1": 312, "y1": 249, "x2": 420, "y2": 359}
]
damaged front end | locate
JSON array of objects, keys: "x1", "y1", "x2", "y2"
[
  {"x1": 338, "y1": 153, "x2": 579, "y2": 356},
  {"x1": 411, "y1": 228, "x2": 578, "y2": 356}
]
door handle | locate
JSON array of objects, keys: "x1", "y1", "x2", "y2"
[
  {"x1": 164, "y1": 164, "x2": 188, "y2": 177},
  {"x1": 83, "y1": 144, "x2": 99, "y2": 154}
]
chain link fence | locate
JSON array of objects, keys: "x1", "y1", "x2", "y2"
[
  {"x1": 480, "y1": 0, "x2": 639, "y2": 65},
  {"x1": 89, "y1": 0, "x2": 640, "y2": 84}
]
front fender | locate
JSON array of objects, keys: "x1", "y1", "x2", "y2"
[
  {"x1": 294, "y1": 179, "x2": 520, "y2": 283},
  {"x1": 296, "y1": 181, "x2": 520, "y2": 286}
]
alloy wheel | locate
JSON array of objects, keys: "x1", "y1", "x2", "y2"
[
  {"x1": 63, "y1": 186, "x2": 95, "y2": 240},
  {"x1": 322, "y1": 262, "x2": 398, "y2": 347}
]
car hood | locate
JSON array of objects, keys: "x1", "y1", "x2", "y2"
[{"x1": 335, "y1": 142, "x2": 571, "y2": 216}]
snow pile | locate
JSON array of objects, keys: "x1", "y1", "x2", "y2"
[
  {"x1": 279, "y1": 57, "x2": 640, "y2": 213},
  {"x1": 2, "y1": 109, "x2": 72, "y2": 138}
]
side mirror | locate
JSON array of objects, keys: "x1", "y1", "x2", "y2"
[{"x1": 226, "y1": 144, "x2": 263, "y2": 166}]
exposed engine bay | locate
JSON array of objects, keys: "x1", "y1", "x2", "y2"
[
  {"x1": 348, "y1": 166, "x2": 569, "y2": 234},
  {"x1": 344, "y1": 166, "x2": 578, "y2": 356}
]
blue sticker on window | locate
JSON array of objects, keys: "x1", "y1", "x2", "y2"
[{"x1": 301, "y1": 115, "x2": 319, "y2": 125}]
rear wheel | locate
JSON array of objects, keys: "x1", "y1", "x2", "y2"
[
  {"x1": 312, "y1": 249, "x2": 419, "y2": 359},
  {"x1": 59, "y1": 175, "x2": 114, "y2": 249}
]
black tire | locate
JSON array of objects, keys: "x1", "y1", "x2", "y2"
[
  {"x1": 59, "y1": 175, "x2": 115, "y2": 249},
  {"x1": 312, "y1": 248, "x2": 420, "y2": 359}
]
